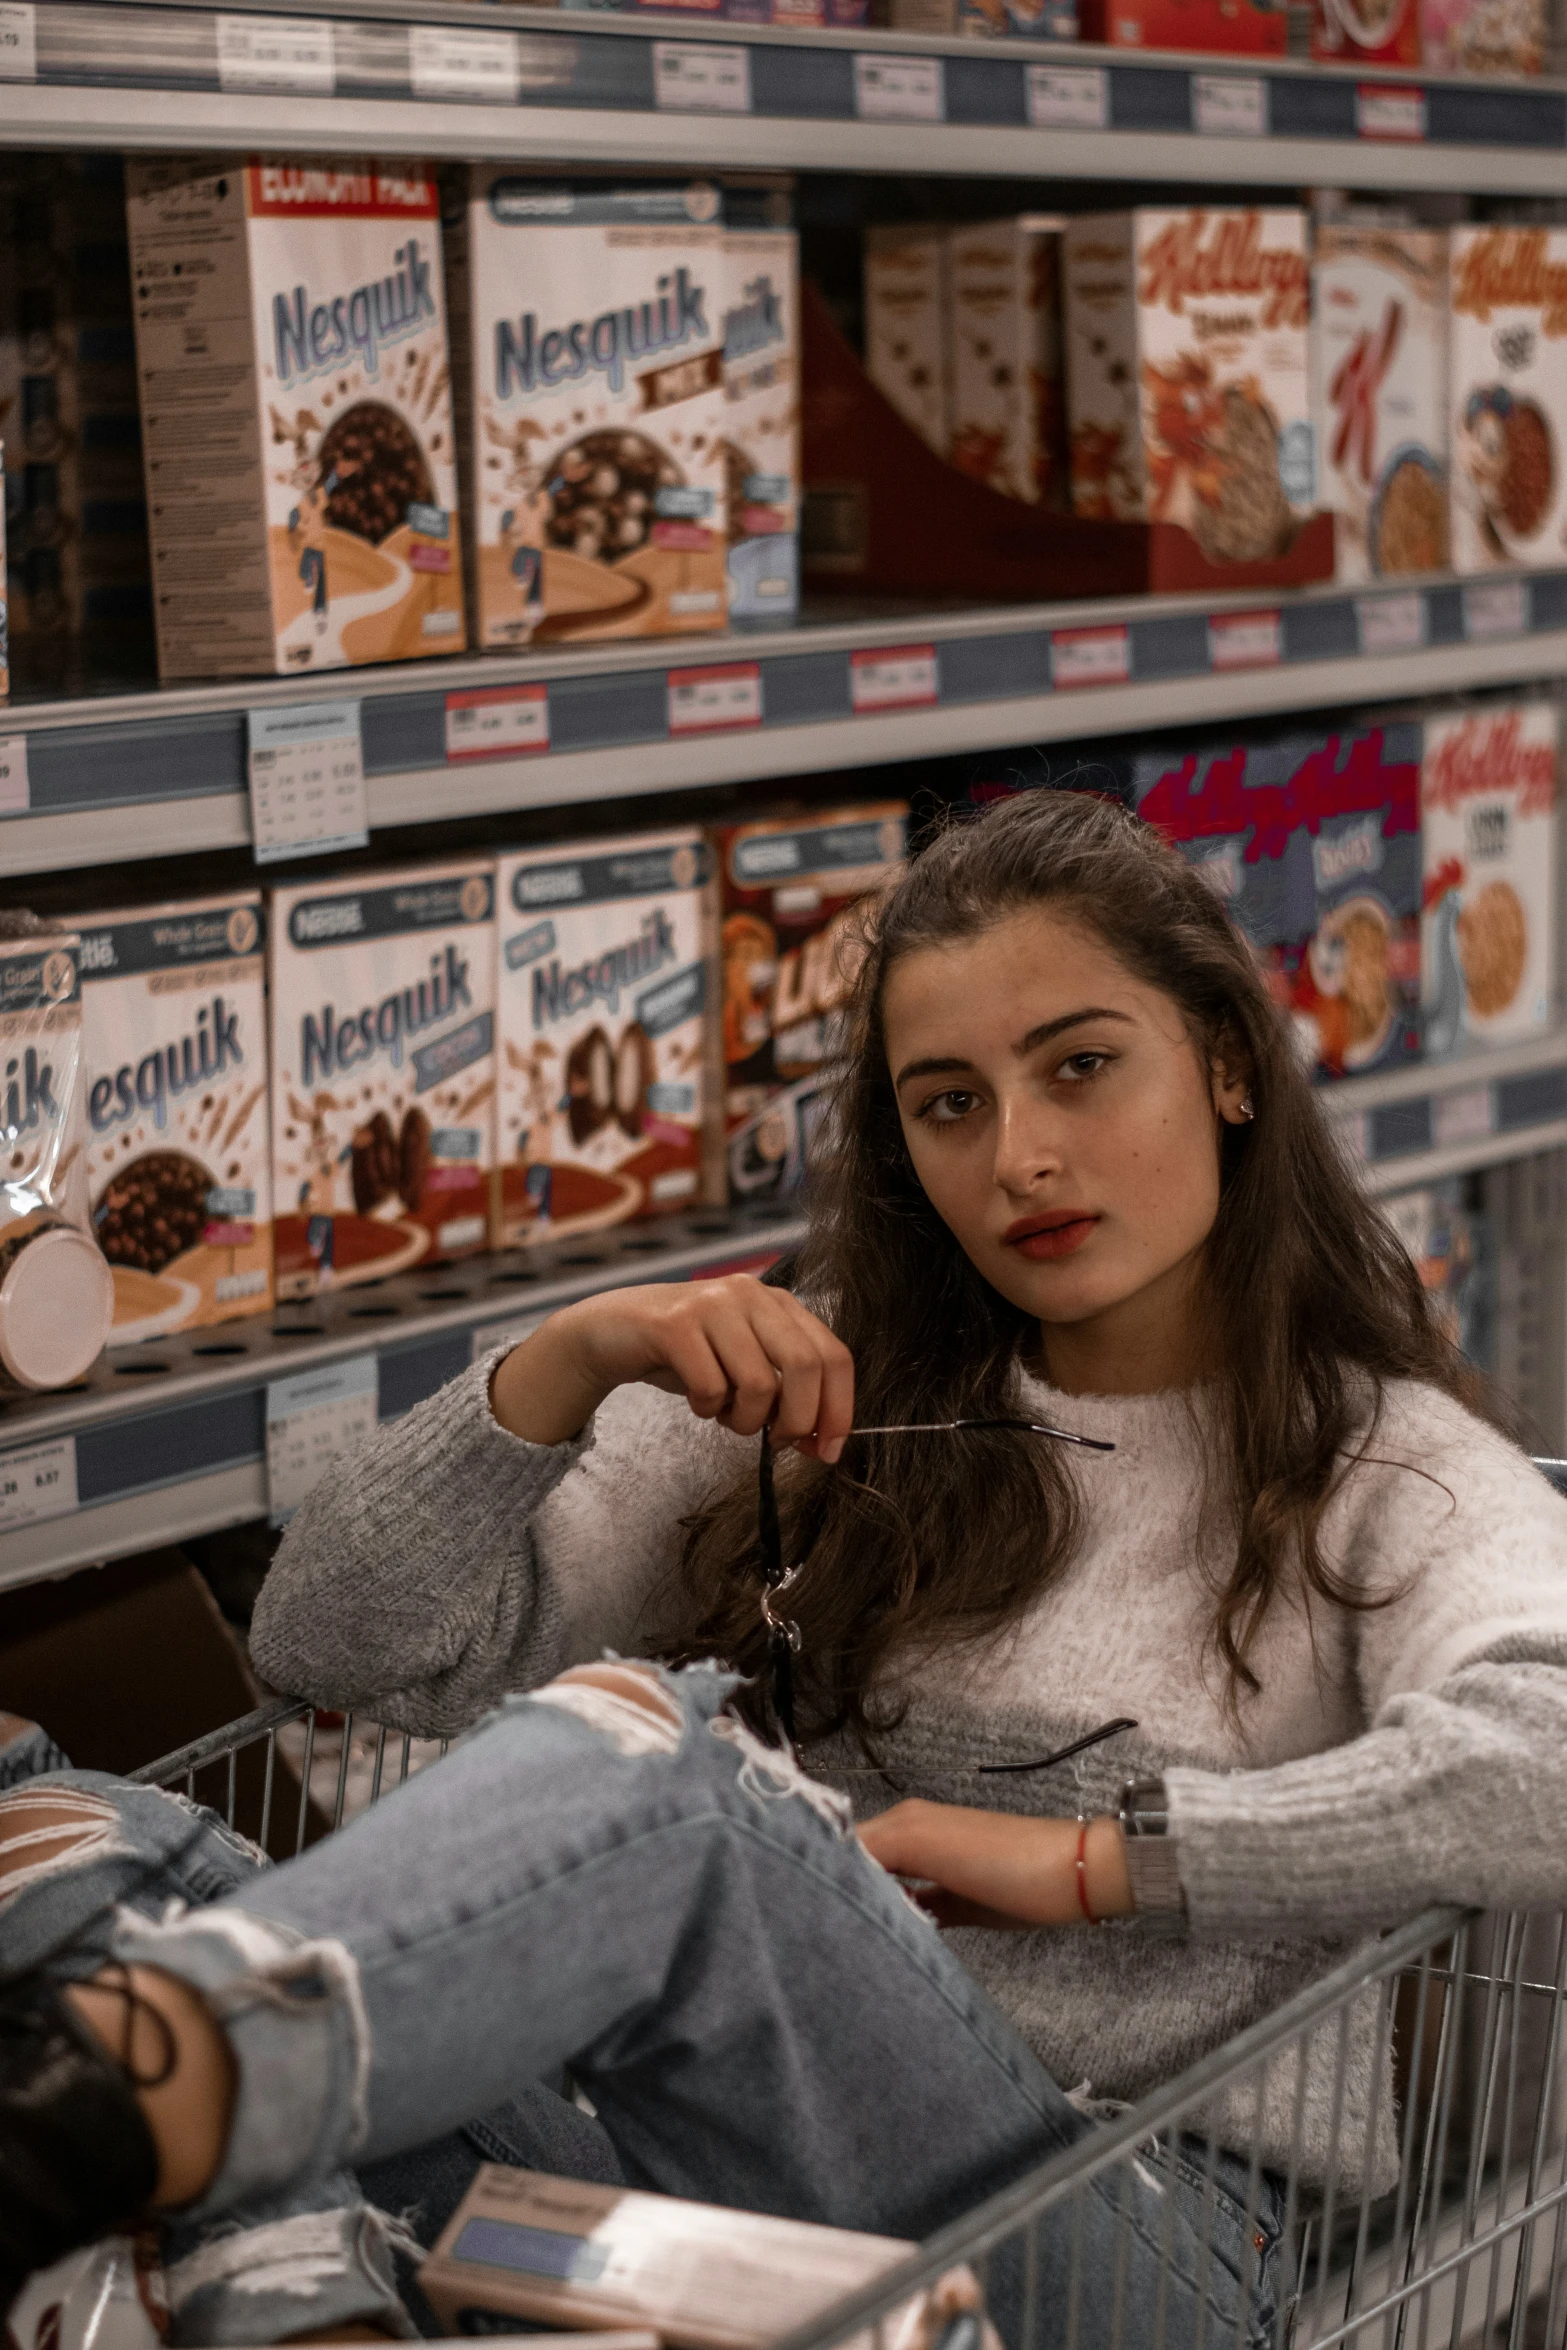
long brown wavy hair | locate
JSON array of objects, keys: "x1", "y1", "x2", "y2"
[{"x1": 668, "y1": 786, "x2": 1482, "y2": 1747}]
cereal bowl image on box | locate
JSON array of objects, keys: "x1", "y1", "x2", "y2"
[
  {"x1": 1422, "y1": 700, "x2": 1558, "y2": 1056},
  {"x1": 1450, "y1": 229, "x2": 1567, "y2": 574}
]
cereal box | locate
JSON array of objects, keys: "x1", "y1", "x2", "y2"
[
  {"x1": 948, "y1": 216, "x2": 1068, "y2": 510},
  {"x1": 1310, "y1": 0, "x2": 1418, "y2": 68},
  {"x1": 1449, "y1": 227, "x2": 1567, "y2": 574},
  {"x1": 493, "y1": 830, "x2": 718, "y2": 1247},
  {"x1": 1316, "y1": 228, "x2": 1449, "y2": 583},
  {"x1": 1079, "y1": 0, "x2": 1283, "y2": 45},
  {"x1": 77, "y1": 893, "x2": 272, "y2": 1344},
  {"x1": 723, "y1": 225, "x2": 800, "y2": 626},
  {"x1": 455, "y1": 174, "x2": 728, "y2": 650},
  {"x1": 268, "y1": 862, "x2": 495, "y2": 1299},
  {"x1": 1422, "y1": 0, "x2": 1544, "y2": 72},
  {"x1": 1063, "y1": 209, "x2": 1314, "y2": 561},
  {"x1": 1421, "y1": 699, "x2": 1558, "y2": 1056},
  {"x1": 125, "y1": 157, "x2": 465, "y2": 681},
  {"x1": 863, "y1": 227, "x2": 949, "y2": 460},
  {"x1": 714, "y1": 804, "x2": 906, "y2": 1202}
]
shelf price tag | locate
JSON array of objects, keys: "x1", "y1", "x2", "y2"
[
  {"x1": 247, "y1": 700, "x2": 368, "y2": 864},
  {"x1": 409, "y1": 23, "x2": 521, "y2": 102},
  {"x1": 1208, "y1": 610, "x2": 1281, "y2": 671},
  {"x1": 0, "y1": 735, "x2": 28, "y2": 815},
  {"x1": 1464, "y1": 578, "x2": 1529, "y2": 640},
  {"x1": 267, "y1": 1355, "x2": 379, "y2": 1527},
  {"x1": 1051, "y1": 624, "x2": 1129, "y2": 689},
  {"x1": 850, "y1": 644, "x2": 938, "y2": 712},
  {"x1": 0, "y1": 1436, "x2": 78, "y2": 1534},
  {"x1": 446, "y1": 683, "x2": 550, "y2": 762},
  {"x1": 652, "y1": 41, "x2": 751, "y2": 112},
  {"x1": 0, "y1": 4, "x2": 36, "y2": 82},
  {"x1": 1026, "y1": 63, "x2": 1107, "y2": 128},
  {"x1": 216, "y1": 13, "x2": 335, "y2": 93},
  {"x1": 1433, "y1": 1085, "x2": 1494, "y2": 1149},
  {"x1": 1192, "y1": 73, "x2": 1268, "y2": 137},
  {"x1": 1355, "y1": 82, "x2": 1425, "y2": 139},
  {"x1": 668, "y1": 662, "x2": 763, "y2": 734},
  {"x1": 854, "y1": 53, "x2": 944, "y2": 121},
  {"x1": 1356, "y1": 591, "x2": 1427, "y2": 655}
]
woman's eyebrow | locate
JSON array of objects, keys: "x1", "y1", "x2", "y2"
[
  {"x1": 893, "y1": 1054, "x2": 973, "y2": 1088},
  {"x1": 1015, "y1": 1007, "x2": 1134, "y2": 1055}
]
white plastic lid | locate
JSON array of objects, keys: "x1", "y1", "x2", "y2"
[{"x1": 0, "y1": 1223, "x2": 115, "y2": 1390}]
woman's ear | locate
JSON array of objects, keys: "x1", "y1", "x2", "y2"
[{"x1": 1212, "y1": 1056, "x2": 1256, "y2": 1128}]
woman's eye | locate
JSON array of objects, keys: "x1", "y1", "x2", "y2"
[
  {"x1": 919, "y1": 1089, "x2": 979, "y2": 1125},
  {"x1": 1057, "y1": 1051, "x2": 1112, "y2": 1083}
]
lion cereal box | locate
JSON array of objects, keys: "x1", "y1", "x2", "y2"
[
  {"x1": 1063, "y1": 209, "x2": 1314, "y2": 562},
  {"x1": 493, "y1": 830, "x2": 719, "y2": 1247},
  {"x1": 77, "y1": 893, "x2": 272, "y2": 1344},
  {"x1": 1422, "y1": 700, "x2": 1558, "y2": 1057},
  {"x1": 714, "y1": 803, "x2": 906, "y2": 1202},
  {"x1": 948, "y1": 216, "x2": 1068, "y2": 509},
  {"x1": 864, "y1": 227, "x2": 949, "y2": 459},
  {"x1": 1316, "y1": 227, "x2": 1449, "y2": 584},
  {"x1": 268, "y1": 862, "x2": 495, "y2": 1299},
  {"x1": 454, "y1": 175, "x2": 727, "y2": 650},
  {"x1": 1449, "y1": 228, "x2": 1567, "y2": 575},
  {"x1": 723, "y1": 224, "x2": 800, "y2": 626},
  {"x1": 125, "y1": 157, "x2": 465, "y2": 681}
]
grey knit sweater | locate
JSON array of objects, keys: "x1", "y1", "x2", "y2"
[{"x1": 251, "y1": 1354, "x2": 1567, "y2": 2194}]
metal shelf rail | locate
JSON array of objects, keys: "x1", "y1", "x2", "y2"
[{"x1": 5, "y1": 573, "x2": 1565, "y2": 877}]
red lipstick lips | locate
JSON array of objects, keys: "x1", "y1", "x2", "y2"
[{"x1": 1003, "y1": 1210, "x2": 1100, "y2": 1261}]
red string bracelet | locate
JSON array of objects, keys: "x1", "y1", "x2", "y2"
[{"x1": 1075, "y1": 1818, "x2": 1100, "y2": 1926}]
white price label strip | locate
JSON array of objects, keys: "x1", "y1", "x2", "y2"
[
  {"x1": 1027, "y1": 63, "x2": 1107, "y2": 128},
  {"x1": 1433, "y1": 1085, "x2": 1494, "y2": 1149},
  {"x1": 668, "y1": 663, "x2": 763, "y2": 734},
  {"x1": 854, "y1": 53, "x2": 944, "y2": 121},
  {"x1": 0, "y1": 1436, "x2": 77, "y2": 1534},
  {"x1": 216, "y1": 12, "x2": 335, "y2": 93},
  {"x1": 1051, "y1": 625, "x2": 1129, "y2": 689},
  {"x1": 652, "y1": 41, "x2": 751, "y2": 112},
  {"x1": 267, "y1": 1355, "x2": 379, "y2": 1527},
  {"x1": 410, "y1": 23, "x2": 520, "y2": 102},
  {"x1": 446, "y1": 683, "x2": 549, "y2": 762},
  {"x1": 1192, "y1": 73, "x2": 1267, "y2": 137},
  {"x1": 0, "y1": 735, "x2": 28, "y2": 815},
  {"x1": 1208, "y1": 610, "x2": 1281, "y2": 671},
  {"x1": 1356, "y1": 591, "x2": 1426, "y2": 655},
  {"x1": 1356, "y1": 82, "x2": 1425, "y2": 139},
  {"x1": 850, "y1": 645, "x2": 938, "y2": 712},
  {"x1": 247, "y1": 700, "x2": 368, "y2": 864},
  {"x1": 0, "y1": 3, "x2": 36, "y2": 82},
  {"x1": 1464, "y1": 579, "x2": 1529, "y2": 640}
]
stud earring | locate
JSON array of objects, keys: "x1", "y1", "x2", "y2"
[{"x1": 1238, "y1": 1094, "x2": 1256, "y2": 1122}]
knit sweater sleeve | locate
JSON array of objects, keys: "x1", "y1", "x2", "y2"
[
  {"x1": 248, "y1": 1348, "x2": 744, "y2": 1738},
  {"x1": 1165, "y1": 1384, "x2": 1567, "y2": 1935}
]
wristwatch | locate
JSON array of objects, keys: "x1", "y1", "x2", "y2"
[{"x1": 1117, "y1": 1776, "x2": 1188, "y2": 1936}]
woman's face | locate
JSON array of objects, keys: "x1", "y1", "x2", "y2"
[{"x1": 882, "y1": 906, "x2": 1248, "y2": 1389}]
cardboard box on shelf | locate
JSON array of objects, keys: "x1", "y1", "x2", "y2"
[
  {"x1": 948, "y1": 216, "x2": 1068, "y2": 510},
  {"x1": 268, "y1": 861, "x2": 496, "y2": 1299},
  {"x1": 1421, "y1": 699, "x2": 1558, "y2": 1055},
  {"x1": 1421, "y1": 0, "x2": 1543, "y2": 70},
  {"x1": 723, "y1": 224, "x2": 800, "y2": 625},
  {"x1": 125, "y1": 157, "x2": 466, "y2": 681},
  {"x1": 1078, "y1": 0, "x2": 1284, "y2": 42},
  {"x1": 493, "y1": 830, "x2": 720, "y2": 1248},
  {"x1": 1316, "y1": 226, "x2": 1449, "y2": 584},
  {"x1": 1310, "y1": 0, "x2": 1418, "y2": 68},
  {"x1": 77, "y1": 892, "x2": 273, "y2": 1344},
  {"x1": 713, "y1": 803, "x2": 906, "y2": 1203},
  {"x1": 1449, "y1": 227, "x2": 1567, "y2": 574},
  {"x1": 863, "y1": 226, "x2": 949, "y2": 462}
]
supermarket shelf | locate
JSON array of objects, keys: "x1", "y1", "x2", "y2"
[
  {"x1": 6, "y1": 573, "x2": 1567, "y2": 878},
  {"x1": 0, "y1": 1201, "x2": 803, "y2": 1594},
  {"x1": 3, "y1": 0, "x2": 1565, "y2": 192},
  {"x1": 1323, "y1": 1027, "x2": 1567, "y2": 1196}
]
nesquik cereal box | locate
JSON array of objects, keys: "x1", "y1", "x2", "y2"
[
  {"x1": 1422, "y1": 699, "x2": 1558, "y2": 1056},
  {"x1": 77, "y1": 893, "x2": 272, "y2": 1344},
  {"x1": 125, "y1": 157, "x2": 465, "y2": 681},
  {"x1": 493, "y1": 830, "x2": 719, "y2": 1247},
  {"x1": 268, "y1": 862, "x2": 495, "y2": 1299},
  {"x1": 948, "y1": 216, "x2": 1068, "y2": 510},
  {"x1": 1063, "y1": 209, "x2": 1314, "y2": 561},
  {"x1": 455, "y1": 175, "x2": 728, "y2": 650},
  {"x1": 723, "y1": 225, "x2": 800, "y2": 625},
  {"x1": 1449, "y1": 227, "x2": 1567, "y2": 575},
  {"x1": 1316, "y1": 227, "x2": 1449, "y2": 583},
  {"x1": 864, "y1": 227, "x2": 949, "y2": 459}
]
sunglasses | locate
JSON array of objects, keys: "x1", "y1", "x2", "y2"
[{"x1": 755, "y1": 1417, "x2": 1117, "y2": 1750}]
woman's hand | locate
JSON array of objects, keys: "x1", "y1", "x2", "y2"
[
  {"x1": 489, "y1": 1275, "x2": 855, "y2": 1459},
  {"x1": 857, "y1": 1800, "x2": 1135, "y2": 1929}
]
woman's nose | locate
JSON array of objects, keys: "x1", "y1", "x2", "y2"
[{"x1": 991, "y1": 1094, "x2": 1064, "y2": 1195}]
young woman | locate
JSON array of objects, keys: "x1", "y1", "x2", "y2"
[{"x1": 6, "y1": 787, "x2": 1567, "y2": 2349}]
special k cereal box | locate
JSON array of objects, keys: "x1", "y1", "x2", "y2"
[
  {"x1": 125, "y1": 158, "x2": 465, "y2": 682},
  {"x1": 268, "y1": 862, "x2": 495, "y2": 1299},
  {"x1": 455, "y1": 175, "x2": 727, "y2": 649},
  {"x1": 1422, "y1": 700, "x2": 1558, "y2": 1056},
  {"x1": 864, "y1": 227, "x2": 949, "y2": 459},
  {"x1": 1449, "y1": 228, "x2": 1567, "y2": 575},
  {"x1": 723, "y1": 225, "x2": 800, "y2": 626},
  {"x1": 77, "y1": 893, "x2": 272, "y2": 1344},
  {"x1": 948, "y1": 216, "x2": 1068, "y2": 510},
  {"x1": 1316, "y1": 228, "x2": 1449, "y2": 583},
  {"x1": 1063, "y1": 209, "x2": 1314, "y2": 562},
  {"x1": 715, "y1": 804, "x2": 906, "y2": 1202},
  {"x1": 493, "y1": 831, "x2": 719, "y2": 1247}
]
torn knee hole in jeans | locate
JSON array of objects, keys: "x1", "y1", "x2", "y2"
[
  {"x1": 0, "y1": 1786, "x2": 129, "y2": 1906},
  {"x1": 531, "y1": 1663, "x2": 687, "y2": 1759},
  {"x1": 707, "y1": 1714, "x2": 853, "y2": 1836}
]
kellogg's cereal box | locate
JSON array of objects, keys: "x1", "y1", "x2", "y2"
[
  {"x1": 494, "y1": 830, "x2": 719, "y2": 1247},
  {"x1": 948, "y1": 216, "x2": 1068, "y2": 510},
  {"x1": 1063, "y1": 209, "x2": 1314, "y2": 562},
  {"x1": 125, "y1": 157, "x2": 465, "y2": 682},
  {"x1": 269, "y1": 862, "x2": 495, "y2": 1299},
  {"x1": 1422, "y1": 0, "x2": 1544, "y2": 72},
  {"x1": 1422, "y1": 699, "x2": 1558, "y2": 1056},
  {"x1": 454, "y1": 175, "x2": 727, "y2": 650},
  {"x1": 1079, "y1": 0, "x2": 1283, "y2": 45},
  {"x1": 714, "y1": 804, "x2": 906, "y2": 1202},
  {"x1": 78, "y1": 893, "x2": 272, "y2": 1345},
  {"x1": 1450, "y1": 228, "x2": 1567, "y2": 574},
  {"x1": 1316, "y1": 227, "x2": 1449, "y2": 583},
  {"x1": 864, "y1": 227, "x2": 949, "y2": 460},
  {"x1": 1310, "y1": 0, "x2": 1418, "y2": 68},
  {"x1": 723, "y1": 225, "x2": 800, "y2": 626}
]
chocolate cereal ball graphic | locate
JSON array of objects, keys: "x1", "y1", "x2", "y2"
[
  {"x1": 400, "y1": 1107, "x2": 434, "y2": 1212},
  {"x1": 544, "y1": 431, "x2": 681, "y2": 563},
  {"x1": 317, "y1": 403, "x2": 436, "y2": 545},
  {"x1": 566, "y1": 1027, "x2": 615, "y2": 1146},
  {"x1": 351, "y1": 1111, "x2": 400, "y2": 1214},
  {"x1": 614, "y1": 1024, "x2": 656, "y2": 1142},
  {"x1": 94, "y1": 1152, "x2": 212, "y2": 1277},
  {"x1": 1458, "y1": 880, "x2": 1528, "y2": 1019}
]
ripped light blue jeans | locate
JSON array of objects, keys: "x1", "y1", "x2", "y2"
[{"x1": 8, "y1": 1667, "x2": 1287, "y2": 2349}]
